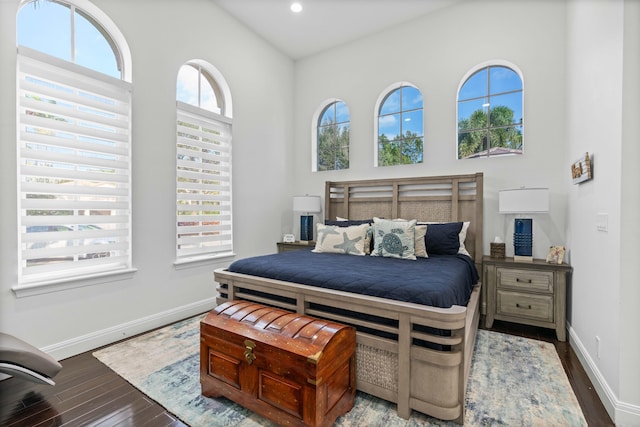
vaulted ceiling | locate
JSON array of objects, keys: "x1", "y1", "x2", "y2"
[{"x1": 212, "y1": 0, "x2": 460, "y2": 59}]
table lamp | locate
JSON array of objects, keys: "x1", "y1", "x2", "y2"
[
  {"x1": 499, "y1": 188, "x2": 549, "y2": 262},
  {"x1": 293, "y1": 195, "x2": 321, "y2": 241}
]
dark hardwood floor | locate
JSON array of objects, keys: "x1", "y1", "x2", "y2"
[{"x1": 0, "y1": 318, "x2": 614, "y2": 426}]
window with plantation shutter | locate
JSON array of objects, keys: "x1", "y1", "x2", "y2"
[
  {"x1": 17, "y1": 47, "x2": 133, "y2": 285},
  {"x1": 176, "y1": 102, "x2": 233, "y2": 261}
]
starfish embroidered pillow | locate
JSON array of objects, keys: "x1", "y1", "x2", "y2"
[
  {"x1": 312, "y1": 223, "x2": 369, "y2": 256},
  {"x1": 371, "y1": 218, "x2": 417, "y2": 260}
]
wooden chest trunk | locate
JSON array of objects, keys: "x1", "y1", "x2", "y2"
[{"x1": 200, "y1": 301, "x2": 356, "y2": 427}]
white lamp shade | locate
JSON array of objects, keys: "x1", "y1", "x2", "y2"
[
  {"x1": 499, "y1": 188, "x2": 549, "y2": 213},
  {"x1": 293, "y1": 195, "x2": 321, "y2": 213}
]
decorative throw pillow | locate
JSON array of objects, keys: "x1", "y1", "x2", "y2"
[
  {"x1": 364, "y1": 227, "x2": 374, "y2": 255},
  {"x1": 313, "y1": 223, "x2": 369, "y2": 256},
  {"x1": 419, "y1": 221, "x2": 471, "y2": 256},
  {"x1": 414, "y1": 224, "x2": 428, "y2": 258},
  {"x1": 371, "y1": 218, "x2": 416, "y2": 260},
  {"x1": 365, "y1": 218, "x2": 426, "y2": 258},
  {"x1": 326, "y1": 219, "x2": 375, "y2": 254},
  {"x1": 457, "y1": 221, "x2": 471, "y2": 257},
  {"x1": 424, "y1": 222, "x2": 463, "y2": 255}
]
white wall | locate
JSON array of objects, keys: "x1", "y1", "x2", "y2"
[
  {"x1": 565, "y1": 0, "x2": 623, "y2": 405},
  {"x1": 293, "y1": 0, "x2": 568, "y2": 259},
  {"x1": 620, "y1": 0, "x2": 640, "y2": 420},
  {"x1": 0, "y1": 0, "x2": 294, "y2": 359},
  {"x1": 565, "y1": 0, "x2": 639, "y2": 424}
]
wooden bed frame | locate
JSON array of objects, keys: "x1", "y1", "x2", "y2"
[{"x1": 214, "y1": 173, "x2": 483, "y2": 423}]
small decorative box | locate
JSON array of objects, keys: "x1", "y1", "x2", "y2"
[{"x1": 490, "y1": 242, "x2": 506, "y2": 258}]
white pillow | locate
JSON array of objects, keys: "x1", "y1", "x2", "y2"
[
  {"x1": 458, "y1": 221, "x2": 471, "y2": 257},
  {"x1": 414, "y1": 224, "x2": 428, "y2": 258}
]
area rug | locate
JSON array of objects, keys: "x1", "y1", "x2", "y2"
[{"x1": 93, "y1": 315, "x2": 586, "y2": 426}]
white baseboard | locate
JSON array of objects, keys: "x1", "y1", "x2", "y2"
[
  {"x1": 42, "y1": 297, "x2": 217, "y2": 361},
  {"x1": 568, "y1": 325, "x2": 640, "y2": 426}
]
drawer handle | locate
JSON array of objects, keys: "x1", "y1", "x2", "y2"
[
  {"x1": 516, "y1": 278, "x2": 532, "y2": 284},
  {"x1": 516, "y1": 303, "x2": 532, "y2": 310},
  {"x1": 244, "y1": 339, "x2": 256, "y2": 365}
]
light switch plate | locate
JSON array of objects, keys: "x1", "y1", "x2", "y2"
[{"x1": 596, "y1": 213, "x2": 608, "y2": 232}]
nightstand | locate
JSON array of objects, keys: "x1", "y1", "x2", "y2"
[
  {"x1": 483, "y1": 256, "x2": 572, "y2": 341},
  {"x1": 277, "y1": 241, "x2": 315, "y2": 253}
]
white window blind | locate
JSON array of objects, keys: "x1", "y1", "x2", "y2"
[
  {"x1": 17, "y1": 47, "x2": 132, "y2": 284},
  {"x1": 176, "y1": 101, "x2": 232, "y2": 260}
]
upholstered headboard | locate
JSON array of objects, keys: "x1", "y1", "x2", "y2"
[{"x1": 324, "y1": 173, "x2": 484, "y2": 267}]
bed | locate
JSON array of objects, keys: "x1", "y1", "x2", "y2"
[{"x1": 214, "y1": 173, "x2": 484, "y2": 423}]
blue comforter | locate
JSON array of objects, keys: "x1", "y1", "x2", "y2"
[{"x1": 227, "y1": 248, "x2": 479, "y2": 308}]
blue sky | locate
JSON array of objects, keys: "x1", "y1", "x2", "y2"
[
  {"x1": 17, "y1": 1, "x2": 119, "y2": 79},
  {"x1": 176, "y1": 65, "x2": 220, "y2": 113},
  {"x1": 320, "y1": 101, "x2": 349, "y2": 126},
  {"x1": 379, "y1": 86, "x2": 424, "y2": 140},
  {"x1": 458, "y1": 66, "x2": 523, "y2": 126},
  {"x1": 18, "y1": 0, "x2": 213, "y2": 111}
]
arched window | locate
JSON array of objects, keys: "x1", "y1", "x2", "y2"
[
  {"x1": 17, "y1": 0, "x2": 128, "y2": 79},
  {"x1": 177, "y1": 62, "x2": 226, "y2": 114},
  {"x1": 375, "y1": 83, "x2": 423, "y2": 167},
  {"x1": 313, "y1": 100, "x2": 350, "y2": 171},
  {"x1": 457, "y1": 62, "x2": 523, "y2": 159},
  {"x1": 175, "y1": 61, "x2": 233, "y2": 263},
  {"x1": 16, "y1": 0, "x2": 133, "y2": 288}
]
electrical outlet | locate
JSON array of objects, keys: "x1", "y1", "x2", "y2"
[{"x1": 595, "y1": 336, "x2": 601, "y2": 359}]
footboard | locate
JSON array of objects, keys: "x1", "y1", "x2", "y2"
[{"x1": 214, "y1": 268, "x2": 481, "y2": 423}]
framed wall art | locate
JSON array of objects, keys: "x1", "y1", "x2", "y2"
[{"x1": 571, "y1": 152, "x2": 592, "y2": 184}]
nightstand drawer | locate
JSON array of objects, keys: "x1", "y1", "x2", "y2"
[
  {"x1": 497, "y1": 268, "x2": 553, "y2": 293},
  {"x1": 496, "y1": 290, "x2": 553, "y2": 322}
]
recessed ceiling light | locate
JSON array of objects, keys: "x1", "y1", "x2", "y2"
[{"x1": 290, "y1": 2, "x2": 302, "y2": 13}]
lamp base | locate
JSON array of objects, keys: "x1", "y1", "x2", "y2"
[
  {"x1": 300, "y1": 215, "x2": 313, "y2": 241},
  {"x1": 513, "y1": 218, "x2": 533, "y2": 263}
]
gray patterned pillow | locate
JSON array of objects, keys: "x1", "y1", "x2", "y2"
[{"x1": 371, "y1": 218, "x2": 417, "y2": 260}]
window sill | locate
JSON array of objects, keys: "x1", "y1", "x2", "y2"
[
  {"x1": 173, "y1": 252, "x2": 236, "y2": 270},
  {"x1": 12, "y1": 268, "x2": 138, "y2": 298}
]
